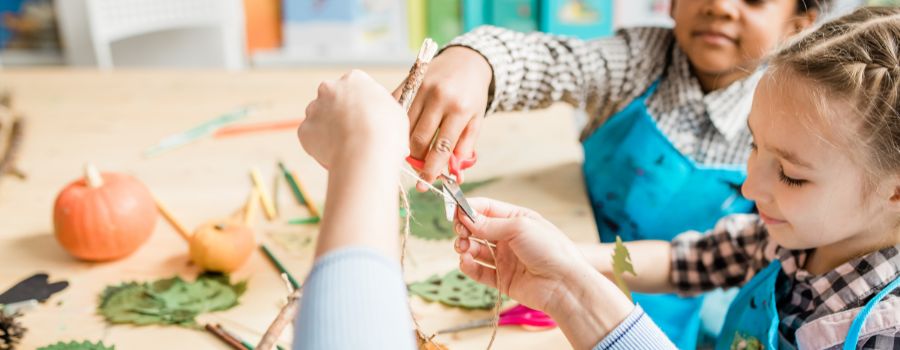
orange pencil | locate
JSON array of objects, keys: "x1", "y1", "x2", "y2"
[{"x1": 213, "y1": 119, "x2": 301, "y2": 138}]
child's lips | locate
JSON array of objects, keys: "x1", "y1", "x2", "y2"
[
  {"x1": 693, "y1": 31, "x2": 735, "y2": 46},
  {"x1": 759, "y1": 211, "x2": 787, "y2": 226}
]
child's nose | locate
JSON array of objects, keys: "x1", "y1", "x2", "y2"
[
  {"x1": 702, "y1": 0, "x2": 740, "y2": 19},
  {"x1": 741, "y1": 163, "x2": 772, "y2": 204}
]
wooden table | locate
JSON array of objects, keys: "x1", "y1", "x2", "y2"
[{"x1": 0, "y1": 69, "x2": 598, "y2": 349}]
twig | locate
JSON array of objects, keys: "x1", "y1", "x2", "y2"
[
  {"x1": 255, "y1": 289, "x2": 301, "y2": 350},
  {"x1": 0, "y1": 116, "x2": 25, "y2": 180},
  {"x1": 206, "y1": 323, "x2": 250, "y2": 350}
]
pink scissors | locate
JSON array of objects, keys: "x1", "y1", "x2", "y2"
[
  {"x1": 406, "y1": 151, "x2": 477, "y2": 183},
  {"x1": 436, "y1": 304, "x2": 557, "y2": 334}
]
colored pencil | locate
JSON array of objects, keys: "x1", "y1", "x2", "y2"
[
  {"x1": 250, "y1": 167, "x2": 278, "y2": 220},
  {"x1": 213, "y1": 119, "x2": 301, "y2": 138},
  {"x1": 260, "y1": 244, "x2": 301, "y2": 290}
]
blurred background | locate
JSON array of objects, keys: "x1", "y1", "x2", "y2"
[{"x1": 0, "y1": 0, "x2": 879, "y2": 70}]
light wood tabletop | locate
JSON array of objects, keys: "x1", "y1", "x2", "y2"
[{"x1": 0, "y1": 69, "x2": 598, "y2": 350}]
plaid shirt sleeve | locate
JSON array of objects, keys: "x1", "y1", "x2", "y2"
[
  {"x1": 670, "y1": 214, "x2": 774, "y2": 295},
  {"x1": 447, "y1": 26, "x2": 672, "y2": 123},
  {"x1": 855, "y1": 332, "x2": 900, "y2": 349}
]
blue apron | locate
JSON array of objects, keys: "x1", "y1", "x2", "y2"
[
  {"x1": 717, "y1": 259, "x2": 900, "y2": 349},
  {"x1": 582, "y1": 80, "x2": 754, "y2": 348}
]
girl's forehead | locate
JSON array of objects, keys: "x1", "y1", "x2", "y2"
[{"x1": 752, "y1": 72, "x2": 863, "y2": 165}]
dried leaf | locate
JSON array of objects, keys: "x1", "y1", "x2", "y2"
[
  {"x1": 36, "y1": 340, "x2": 115, "y2": 350},
  {"x1": 408, "y1": 269, "x2": 505, "y2": 310},
  {"x1": 98, "y1": 273, "x2": 245, "y2": 327},
  {"x1": 611, "y1": 236, "x2": 636, "y2": 301}
]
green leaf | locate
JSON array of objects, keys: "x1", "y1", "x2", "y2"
[
  {"x1": 406, "y1": 178, "x2": 496, "y2": 240},
  {"x1": 611, "y1": 236, "x2": 637, "y2": 301},
  {"x1": 408, "y1": 269, "x2": 506, "y2": 310},
  {"x1": 98, "y1": 274, "x2": 245, "y2": 327},
  {"x1": 37, "y1": 340, "x2": 115, "y2": 350}
]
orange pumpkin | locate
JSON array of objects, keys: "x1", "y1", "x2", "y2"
[
  {"x1": 189, "y1": 219, "x2": 255, "y2": 273},
  {"x1": 53, "y1": 163, "x2": 157, "y2": 261}
]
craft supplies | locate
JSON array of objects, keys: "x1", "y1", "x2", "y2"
[
  {"x1": 406, "y1": 179, "x2": 494, "y2": 240},
  {"x1": 408, "y1": 269, "x2": 505, "y2": 310},
  {"x1": 259, "y1": 244, "x2": 301, "y2": 290},
  {"x1": 0, "y1": 310, "x2": 24, "y2": 350},
  {"x1": 250, "y1": 167, "x2": 278, "y2": 220},
  {"x1": 213, "y1": 324, "x2": 254, "y2": 350},
  {"x1": 98, "y1": 273, "x2": 246, "y2": 327},
  {"x1": 611, "y1": 236, "x2": 636, "y2": 301},
  {"x1": 213, "y1": 119, "x2": 301, "y2": 138},
  {"x1": 35, "y1": 340, "x2": 115, "y2": 350},
  {"x1": 0, "y1": 92, "x2": 26, "y2": 182},
  {"x1": 53, "y1": 163, "x2": 158, "y2": 261},
  {"x1": 0, "y1": 273, "x2": 68, "y2": 305},
  {"x1": 155, "y1": 192, "x2": 257, "y2": 273},
  {"x1": 143, "y1": 106, "x2": 251, "y2": 158},
  {"x1": 437, "y1": 304, "x2": 556, "y2": 334},
  {"x1": 287, "y1": 217, "x2": 320, "y2": 225},
  {"x1": 277, "y1": 161, "x2": 320, "y2": 218},
  {"x1": 255, "y1": 288, "x2": 301, "y2": 350},
  {"x1": 205, "y1": 323, "x2": 248, "y2": 350}
]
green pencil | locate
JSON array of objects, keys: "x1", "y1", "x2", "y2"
[{"x1": 260, "y1": 244, "x2": 301, "y2": 290}]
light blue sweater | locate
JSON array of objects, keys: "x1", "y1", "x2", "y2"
[{"x1": 294, "y1": 247, "x2": 675, "y2": 350}]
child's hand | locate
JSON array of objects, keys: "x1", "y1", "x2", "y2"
[
  {"x1": 301, "y1": 70, "x2": 409, "y2": 169},
  {"x1": 393, "y1": 47, "x2": 492, "y2": 187}
]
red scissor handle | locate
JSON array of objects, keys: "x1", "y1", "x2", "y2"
[{"x1": 406, "y1": 151, "x2": 477, "y2": 181}]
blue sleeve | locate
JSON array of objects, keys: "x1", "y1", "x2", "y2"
[
  {"x1": 593, "y1": 305, "x2": 678, "y2": 350},
  {"x1": 294, "y1": 247, "x2": 416, "y2": 350}
]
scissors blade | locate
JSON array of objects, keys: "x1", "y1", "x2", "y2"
[
  {"x1": 435, "y1": 318, "x2": 493, "y2": 335},
  {"x1": 440, "y1": 175, "x2": 478, "y2": 222},
  {"x1": 442, "y1": 186, "x2": 456, "y2": 222}
]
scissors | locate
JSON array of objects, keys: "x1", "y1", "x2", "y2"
[
  {"x1": 406, "y1": 151, "x2": 477, "y2": 184},
  {"x1": 407, "y1": 151, "x2": 478, "y2": 222},
  {"x1": 436, "y1": 304, "x2": 557, "y2": 334}
]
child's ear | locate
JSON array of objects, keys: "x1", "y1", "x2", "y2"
[
  {"x1": 886, "y1": 182, "x2": 900, "y2": 213},
  {"x1": 789, "y1": 9, "x2": 819, "y2": 35}
]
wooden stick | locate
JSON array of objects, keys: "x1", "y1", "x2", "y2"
[
  {"x1": 250, "y1": 167, "x2": 277, "y2": 220},
  {"x1": 0, "y1": 116, "x2": 25, "y2": 180},
  {"x1": 205, "y1": 323, "x2": 249, "y2": 350},
  {"x1": 255, "y1": 289, "x2": 301, "y2": 350},
  {"x1": 153, "y1": 194, "x2": 192, "y2": 242}
]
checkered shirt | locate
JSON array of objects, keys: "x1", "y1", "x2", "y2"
[
  {"x1": 449, "y1": 26, "x2": 762, "y2": 166},
  {"x1": 671, "y1": 214, "x2": 900, "y2": 349}
]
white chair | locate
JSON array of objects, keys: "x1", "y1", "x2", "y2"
[{"x1": 85, "y1": 0, "x2": 245, "y2": 69}]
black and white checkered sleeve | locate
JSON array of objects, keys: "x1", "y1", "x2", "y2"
[
  {"x1": 670, "y1": 214, "x2": 771, "y2": 295},
  {"x1": 857, "y1": 332, "x2": 900, "y2": 349},
  {"x1": 447, "y1": 26, "x2": 671, "y2": 118}
]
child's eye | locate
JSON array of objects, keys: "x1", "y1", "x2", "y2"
[
  {"x1": 778, "y1": 166, "x2": 807, "y2": 187},
  {"x1": 744, "y1": 0, "x2": 766, "y2": 6}
]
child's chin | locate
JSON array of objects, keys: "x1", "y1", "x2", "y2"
[{"x1": 766, "y1": 226, "x2": 810, "y2": 250}]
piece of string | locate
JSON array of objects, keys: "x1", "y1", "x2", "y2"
[
  {"x1": 399, "y1": 167, "x2": 502, "y2": 349},
  {"x1": 397, "y1": 39, "x2": 501, "y2": 350}
]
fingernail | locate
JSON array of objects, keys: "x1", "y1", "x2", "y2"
[{"x1": 458, "y1": 238, "x2": 469, "y2": 252}]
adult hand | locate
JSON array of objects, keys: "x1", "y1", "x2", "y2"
[{"x1": 301, "y1": 70, "x2": 409, "y2": 169}]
